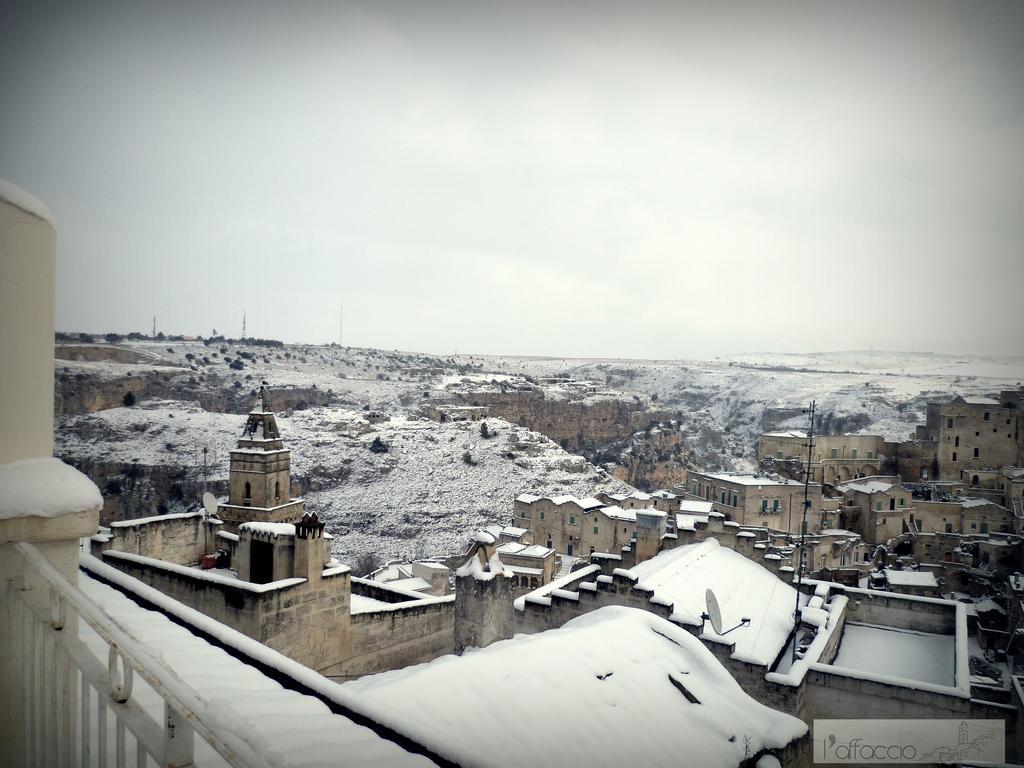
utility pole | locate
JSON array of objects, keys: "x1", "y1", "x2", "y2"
[
  {"x1": 242, "y1": 311, "x2": 246, "y2": 340},
  {"x1": 152, "y1": 316, "x2": 156, "y2": 338},
  {"x1": 792, "y1": 400, "x2": 816, "y2": 663}
]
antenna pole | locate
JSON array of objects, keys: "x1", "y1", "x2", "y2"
[
  {"x1": 242, "y1": 311, "x2": 246, "y2": 340},
  {"x1": 792, "y1": 400, "x2": 815, "y2": 662},
  {"x1": 152, "y1": 315, "x2": 156, "y2": 338}
]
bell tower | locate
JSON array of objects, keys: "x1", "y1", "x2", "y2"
[{"x1": 217, "y1": 383, "x2": 305, "y2": 533}]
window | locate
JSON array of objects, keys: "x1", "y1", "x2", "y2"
[
  {"x1": 945, "y1": 523, "x2": 953, "y2": 533},
  {"x1": 954, "y1": 435, "x2": 960, "y2": 447},
  {"x1": 776, "y1": 451, "x2": 783, "y2": 459},
  {"x1": 899, "y1": 498, "x2": 905, "y2": 507},
  {"x1": 569, "y1": 515, "x2": 576, "y2": 525},
  {"x1": 772, "y1": 499, "x2": 780, "y2": 512},
  {"x1": 731, "y1": 494, "x2": 738, "y2": 507},
  {"x1": 830, "y1": 448, "x2": 838, "y2": 459},
  {"x1": 866, "y1": 451, "x2": 874, "y2": 459},
  {"x1": 761, "y1": 499, "x2": 768, "y2": 513},
  {"x1": 971, "y1": 522, "x2": 977, "y2": 530},
  {"x1": 274, "y1": 480, "x2": 280, "y2": 501},
  {"x1": 244, "y1": 481, "x2": 251, "y2": 499},
  {"x1": 981, "y1": 522, "x2": 989, "y2": 534},
  {"x1": 889, "y1": 498, "x2": 895, "y2": 510},
  {"x1": 875, "y1": 501, "x2": 883, "y2": 512},
  {"x1": 593, "y1": 526, "x2": 599, "y2": 535},
  {"x1": 721, "y1": 491, "x2": 726, "y2": 504},
  {"x1": 973, "y1": 448, "x2": 979, "y2": 458},
  {"x1": 623, "y1": 527, "x2": 627, "y2": 533},
  {"x1": 851, "y1": 449, "x2": 858, "y2": 459},
  {"x1": 540, "y1": 511, "x2": 545, "y2": 520},
  {"x1": 952, "y1": 452, "x2": 957, "y2": 462},
  {"x1": 947, "y1": 418, "x2": 954, "y2": 428},
  {"x1": 984, "y1": 411, "x2": 990, "y2": 421}
]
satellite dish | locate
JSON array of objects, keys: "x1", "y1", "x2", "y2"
[
  {"x1": 202, "y1": 492, "x2": 218, "y2": 517},
  {"x1": 705, "y1": 588, "x2": 723, "y2": 635}
]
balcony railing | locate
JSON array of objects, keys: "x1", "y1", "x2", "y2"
[{"x1": 12, "y1": 541, "x2": 271, "y2": 768}]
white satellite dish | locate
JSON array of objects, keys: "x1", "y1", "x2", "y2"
[
  {"x1": 705, "y1": 588, "x2": 723, "y2": 635},
  {"x1": 202, "y1": 492, "x2": 218, "y2": 517}
]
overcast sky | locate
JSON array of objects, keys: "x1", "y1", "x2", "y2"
[{"x1": 2, "y1": 1, "x2": 1022, "y2": 359}]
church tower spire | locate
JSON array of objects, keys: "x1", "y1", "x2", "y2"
[{"x1": 217, "y1": 383, "x2": 305, "y2": 533}]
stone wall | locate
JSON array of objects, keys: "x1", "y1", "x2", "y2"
[
  {"x1": 100, "y1": 512, "x2": 212, "y2": 564},
  {"x1": 101, "y1": 551, "x2": 353, "y2": 675},
  {"x1": 334, "y1": 599, "x2": 455, "y2": 681}
]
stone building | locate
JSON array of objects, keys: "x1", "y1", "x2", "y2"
[
  {"x1": 834, "y1": 476, "x2": 914, "y2": 545},
  {"x1": 680, "y1": 469, "x2": 823, "y2": 534},
  {"x1": 912, "y1": 497, "x2": 1014, "y2": 537},
  {"x1": 512, "y1": 494, "x2": 641, "y2": 556},
  {"x1": 960, "y1": 466, "x2": 1024, "y2": 510},
  {"x1": 758, "y1": 431, "x2": 895, "y2": 485},
  {"x1": 915, "y1": 391, "x2": 1024, "y2": 480},
  {"x1": 216, "y1": 385, "x2": 306, "y2": 533}
]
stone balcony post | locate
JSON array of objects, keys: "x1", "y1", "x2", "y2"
[{"x1": 0, "y1": 181, "x2": 103, "y2": 762}]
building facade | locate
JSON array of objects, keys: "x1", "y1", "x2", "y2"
[{"x1": 681, "y1": 470, "x2": 823, "y2": 534}]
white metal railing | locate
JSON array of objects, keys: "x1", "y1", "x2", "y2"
[{"x1": 13, "y1": 542, "x2": 273, "y2": 768}]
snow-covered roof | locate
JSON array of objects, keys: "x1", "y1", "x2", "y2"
[
  {"x1": 0, "y1": 457, "x2": 102, "y2": 520},
  {"x1": 695, "y1": 472, "x2": 805, "y2": 487},
  {"x1": 386, "y1": 576, "x2": 432, "y2": 593},
  {"x1": 343, "y1": 607, "x2": 806, "y2": 768},
  {"x1": 578, "y1": 497, "x2": 604, "y2": 509},
  {"x1": 836, "y1": 479, "x2": 896, "y2": 495},
  {"x1": 600, "y1": 505, "x2": 637, "y2": 522},
  {"x1": 959, "y1": 396, "x2": 1000, "y2": 405},
  {"x1": 816, "y1": 529, "x2": 859, "y2": 538},
  {"x1": 110, "y1": 511, "x2": 202, "y2": 528},
  {"x1": 761, "y1": 430, "x2": 807, "y2": 438},
  {"x1": 0, "y1": 177, "x2": 55, "y2": 228},
  {"x1": 497, "y1": 541, "x2": 553, "y2": 559},
  {"x1": 679, "y1": 499, "x2": 714, "y2": 515},
  {"x1": 515, "y1": 493, "x2": 541, "y2": 504},
  {"x1": 629, "y1": 539, "x2": 801, "y2": 665},
  {"x1": 240, "y1": 522, "x2": 296, "y2": 537},
  {"x1": 832, "y1": 623, "x2": 953, "y2": 687},
  {"x1": 961, "y1": 497, "x2": 996, "y2": 508},
  {"x1": 350, "y1": 593, "x2": 394, "y2": 613},
  {"x1": 883, "y1": 569, "x2": 938, "y2": 588},
  {"x1": 675, "y1": 513, "x2": 708, "y2": 532}
]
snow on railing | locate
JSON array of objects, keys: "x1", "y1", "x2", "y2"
[{"x1": 12, "y1": 541, "x2": 272, "y2": 768}]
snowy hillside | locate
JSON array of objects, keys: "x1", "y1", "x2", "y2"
[{"x1": 56, "y1": 400, "x2": 630, "y2": 563}]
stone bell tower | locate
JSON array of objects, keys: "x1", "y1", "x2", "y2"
[{"x1": 217, "y1": 383, "x2": 305, "y2": 533}]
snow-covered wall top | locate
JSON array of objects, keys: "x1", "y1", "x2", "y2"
[
  {"x1": 0, "y1": 178, "x2": 55, "y2": 229},
  {"x1": 0, "y1": 457, "x2": 102, "y2": 519}
]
